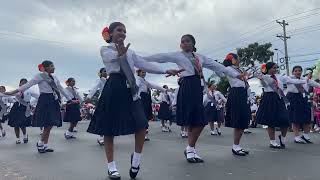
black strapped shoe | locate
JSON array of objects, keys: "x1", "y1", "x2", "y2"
[
  {"x1": 108, "y1": 170, "x2": 121, "y2": 180},
  {"x1": 301, "y1": 135, "x2": 313, "y2": 144},
  {"x1": 232, "y1": 149, "x2": 247, "y2": 156},
  {"x1": 278, "y1": 135, "x2": 286, "y2": 149},
  {"x1": 184, "y1": 150, "x2": 197, "y2": 163},
  {"x1": 129, "y1": 153, "x2": 140, "y2": 179}
]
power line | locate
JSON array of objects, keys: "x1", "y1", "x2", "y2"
[
  {"x1": 202, "y1": 8, "x2": 320, "y2": 56},
  {"x1": 290, "y1": 52, "x2": 320, "y2": 58},
  {"x1": 290, "y1": 27, "x2": 320, "y2": 36}
]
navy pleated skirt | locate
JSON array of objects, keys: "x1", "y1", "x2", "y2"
[
  {"x1": 256, "y1": 92, "x2": 289, "y2": 128},
  {"x1": 158, "y1": 102, "x2": 171, "y2": 120},
  {"x1": 140, "y1": 92, "x2": 153, "y2": 120},
  {"x1": 204, "y1": 103, "x2": 218, "y2": 123},
  {"x1": 287, "y1": 92, "x2": 311, "y2": 124},
  {"x1": 63, "y1": 99, "x2": 81, "y2": 123},
  {"x1": 176, "y1": 75, "x2": 207, "y2": 127},
  {"x1": 87, "y1": 73, "x2": 148, "y2": 136},
  {"x1": 8, "y1": 102, "x2": 31, "y2": 128},
  {"x1": 225, "y1": 87, "x2": 251, "y2": 129},
  {"x1": 33, "y1": 93, "x2": 62, "y2": 127}
]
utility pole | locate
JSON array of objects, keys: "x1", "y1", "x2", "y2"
[{"x1": 276, "y1": 20, "x2": 290, "y2": 75}]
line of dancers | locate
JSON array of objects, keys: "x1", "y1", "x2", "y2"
[{"x1": 1, "y1": 21, "x2": 320, "y2": 180}]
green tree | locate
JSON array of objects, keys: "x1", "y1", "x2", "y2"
[{"x1": 237, "y1": 42, "x2": 274, "y2": 66}]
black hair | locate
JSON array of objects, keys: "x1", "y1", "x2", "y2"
[
  {"x1": 19, "y1": 78, "x2": 28, "y2": 84},
  {"x1": 315, "y1": 79, "x2": 320, "y2": 83},
  {"x1": 66, "y1": 77, "x2": 75, "y2": 84},
  {"x1": 42, "y1": 60, "x2": 53, "y2": 68},
  {"x1": 163, "y1": 85, "x2": 168, "y2": 89},
  {"x1": 223, "y1": 53, "x2": 238, "y2": 67},
  {"x1": 223, "y1": 60, "x2": 232, "y2": 67},
  {"x1": 265, "y1": 62, "x2": 277, "y2": 74},
  {"x1": 292, "y1": 65, "x2": 303, "y2": 73},
  {"x1": 0, "y1": 86, "x2": 6, "y2": 90},
  {"x1": 99, "y1": 67, "x2": 106, "y2": 73},
  {"x1": 181, "y1": 34, "x2": 197, "y2": 52},
  {"x1": 107, "y1": 22, "x2": 125, "y2": 43}
]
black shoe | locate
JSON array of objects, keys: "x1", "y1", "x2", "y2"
[
  {"x1": 64, "y1": 132, "x2": 76, "y2": 140},
  {"x1": 269, "y1": 144, "x2": 282, "y2": 149},
  {"x1": 294, "y1": 139, "x2": 306, "y2": 144},
  {"x1": 97, "y1": 139, "x2": 104, "y2": 146},
  {"x1": 2, "y1": 130, "x2": 6, "y2": 137},
  {"x1": 216, "y1": 128, "x2": 222, "y2": 136},
  {"x1": 184, "y1": 150, "x2": 197, "y2": 163},
  {"x1": 36, "y1": 142, "x2": 46, "y2": 154},
  {"x1": 16, "y1": 140, "x2": 21, "y2": 144},
  {"x1": 194, "y1": 154, "x2": 204, "y2": 163},
  {"x1": 23, "y1": 135, "x2": 28, "y2": 144},
  {"x1": 129, "y1": 153, "x2": 140, "y2": 179},
  {"x1": 108, "y1": 170, "x2": 121, "y2": 180},
  {"x1": 240, "y1": 149, "x2": 249, "y2": 155},
  {"x1": 144, "y1": 136, "x2": 150, "y2": 141},
  {"x1": 45, "y1": 147, "x2": 54, "y2": 152},
  {"x1": 278, "y1": 135, "x2": 286, "y2": 149},
  {"x1": 232, "y1": 149, "x2": 247, "y2": 156},
  {"x1": 301, "y1": 135, "x2": 313, "y2": 144}
]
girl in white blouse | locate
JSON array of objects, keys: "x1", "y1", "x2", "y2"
[
  {"x1": 86, "y1": 22, "x2": 179, "y2": 180},
  {"x1": 136, "y1": 69, "x2": 165, "y2": 141},
  {"x1": 63, "y1": 78, "x2": 83, "y2": 140},
  {"x1": 144, "y1": 34, "x2": 236, "y2": 163},
  {"x1": 5, "y1": 60, "x2": 75, "y2": 154},
  {"x1": 286, "y1": 65, "x2": 320, "y2": 144},
  {"x1": 222, "y1": 53, "x2": 251, "y2": 156},
  {"x1": 86, "y1": 68, "x2": 107, "y2": 146},
  {"x1": 256, "y1": 62, "x2": 307, "y2": 149},
  {"x1": 8, "y1": 78, "x2": 39, "y2": 144}
]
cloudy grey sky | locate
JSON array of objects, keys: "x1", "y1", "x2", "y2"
[{"x1": 1, "y1": 0, "x2": 320, "y2": 92}]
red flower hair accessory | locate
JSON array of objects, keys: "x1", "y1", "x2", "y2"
[{"x1": 102, "y1": 26, "x2": 110, "y2": 41}]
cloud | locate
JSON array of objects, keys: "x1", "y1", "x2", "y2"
[{"x1": 1, "y1": 0, "x2": 320, "y2": 93}]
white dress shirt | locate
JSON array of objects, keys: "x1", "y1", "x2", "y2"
[
  {"x1": 143, "y1": 51, "x2": 231, "y2": 77},
  {"x1": 15, "y1": 89, "x2": 39, "y2": 103},
  {"x1": 101, "y1": 43, "x2": 166, "y2": 75},
  {"x1": 65, "y1": 86, "x2": 83, "y2": 103},
  {"x1": 224, "y1": 66, "x2": 247, "y2": 88},
  {"x1": 203, "y1": 90, "x2": 227, "y2": 107},
  {"x1": 159, "y1": 92, "x2": 173, "y2": 105},
  {"x1": 136, "y1": 76, "x2": 165, "y2": 95},
  {"x1": 19, "y1": 72, "x2": 72, "y2": 101},
  {"x1": 261, "y1": 74, "x2": 306, "y2": 92},
  {"x1": 286, "y1": 76, "x2": 320, "y2": 93},
  {"x1": 87, "y1": 77, "x2": 107, "y2": 99}
]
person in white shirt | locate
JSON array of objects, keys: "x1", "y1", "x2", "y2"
[
  {"x1": 222, "y1": 53, "x2": 251, "y2": 156},
  {"x1": 286, "y1": 66, "x2": 320, "y2": 144},
  {"x1": 86, "y1": 67, "x2": 107, "y2": 146},
  {"x1": 256, "y1": 62, "x2": 307, "y2": 149},
  {"x1": 136, "y1": 69, "x2": 165, "y2": 141},
  {"x1": 250, "y1": 100, "x2": 258, "y2": 128},
  {"x1": 0, "y1": 86, "x2": 10, "y2": 137},
  {"x1": 143, "y1": 34, "x2": 234, "y2": 163},
  {"x1": 63, "y1": 78, "x2": 83, "y2": 139},
  {"x1": 8, "y1": 79, "x2": 39, "y2": 144},
  {"x1": 204, "y1": 83, "x2": 227, "y2": 136},
  {"x1": 172, "y1": 78, "x2": 188, "y2": 138},
  {"x1": 5, "y1": 60, "x2": 76, "y2": 154},
  {"x1": 86, "y1": 22, "x2": 179, "y2": 180},
  {"x1": 87, "y1": 68, "x2": 107, "y2": 99},
  {"x1": 158, "y1": 85, "x2": 173, "y2": 132}
]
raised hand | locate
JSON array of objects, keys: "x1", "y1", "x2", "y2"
[
  {"x1": 165, "y1": 69, "x2": 185, "y2": 77},
  {"x1": 115, "y1": 38, "x2": 130, "y2": 57}
]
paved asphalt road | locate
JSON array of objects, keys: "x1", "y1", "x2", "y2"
[{"x1": 1, "y1": 121, "x2": 320, "y2": 180}]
